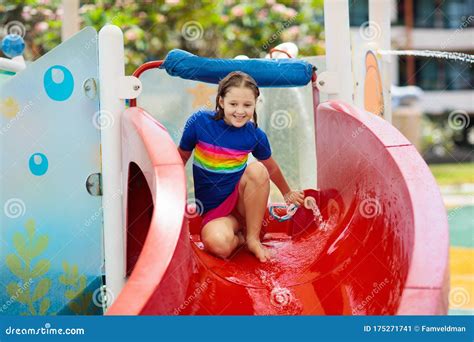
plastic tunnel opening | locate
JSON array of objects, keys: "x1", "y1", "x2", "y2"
[{"x1": 126, "y1": 161, "x2": 154, "y2": 276}]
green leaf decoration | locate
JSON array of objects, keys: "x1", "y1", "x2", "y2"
[
  {"x1": 12, "y1": 233, "x2": 27, "y2": 260},
  {"x1": 60, "y1": 262, "x2": 95, "y2": 315},
  {"x1": 72, "y1": 265, "x2": 78, "y2": 278},
  {"x1": 78, "y1": 276, "x2": 86, "y2": 292},
  {"x1": 32, "y1": 279, "x2": 50, "y2": 302},
  {"x1": 5, "y1": 254, "x2": 25, "y2": 280},
  {"x1": 30, "y1": 235, "x2": 48, "y2": 259},
  {"x1": 6, "y1": 283, "x2": 19, "y2": 299},
  {"x1": 31, "y1": 260, "x2": 50, "y2": 278},
  {"x1": 5, "y1": 219, "x2": 51, "y2": 315},
  {"x1": 24, "y1": 219, "x2": 36, "y2": 239},
  {"x1": 6, "y1": 283, "x2": 28, "y2": 304},
  {"x1": 59, "y1": 274, "x2": 68, "y2": 286},
  {"x1": 28, "y1": 303, "x2": 37, "y2": 315},
  {"x1": 84, "y1": 292, "x2": 93, "y2": 306},
  {"x1": 62, "y1": 261, "x2": 69, "y2": 274},
  {"x1": 69, "y1": 273, "x2": 78, "y2": 284},
  {"x1": 39, "y1": 299, "x2": 50, "y2": 315},
  {"x1": 68, "y1": 301, "x2": 81, "y2": 314},
  {"x1": 65, "y1": 290, "x2": 76, "y2": 300},
  {"x1": 59, "y1": 262, "x2": 78, "y2": 286}
]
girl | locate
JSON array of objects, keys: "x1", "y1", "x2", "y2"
[{"x1": 178, "y1": 71, "x2": 304, "y2": 262}]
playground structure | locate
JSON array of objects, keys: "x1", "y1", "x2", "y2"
[{"x1": 0, "y1": 0, "x2": 449, "y2": 315}]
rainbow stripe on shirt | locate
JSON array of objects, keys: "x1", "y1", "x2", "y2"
[{"x1": 194, "y1": 140, "x2": 249, "y2": 173}]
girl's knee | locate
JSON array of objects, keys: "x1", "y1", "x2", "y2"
[
  {"x1": 202, "y1": 224, "x2": 236, "y2": 258},
  {"x1": 245, "y1": 162, "x2": 269, "y2": 183},
  {"x1": 203, "y1": 234, "x2": 234, "y2": 258}
]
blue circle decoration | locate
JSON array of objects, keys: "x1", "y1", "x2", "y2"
[
  {"x1": 43, "y1": 65, "x2": 74, "y2": 101},
  {"x1": 29, "y1": 153, "x2": 48, "y2": 176},
  {"x1": 1, "y1": 34, "x2": 25, "y2": 58}
]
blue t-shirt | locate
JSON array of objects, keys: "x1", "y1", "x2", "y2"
[{"x1": 179, "y1": 110, "x2": 272, "y2": 214}]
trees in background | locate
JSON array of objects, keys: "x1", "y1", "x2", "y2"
[{"x1": 1, "y1": 0, "x2": 324, "y2": 74}]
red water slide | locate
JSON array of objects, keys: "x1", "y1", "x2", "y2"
[{"x1": 107, "y1": 101, "x2": 449, "y2": 315}]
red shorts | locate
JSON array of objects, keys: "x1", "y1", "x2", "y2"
[{"x1": 201, "y1": 181, "x2": 242, "y2": 228}]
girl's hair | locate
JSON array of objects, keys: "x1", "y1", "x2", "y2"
[{"x1": 214, "y1": 71, "x2": 260, "y2": 128}]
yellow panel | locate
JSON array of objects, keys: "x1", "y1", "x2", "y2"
[{"x1": 449, "y1": 247, "x2": 474, "y2": 310}]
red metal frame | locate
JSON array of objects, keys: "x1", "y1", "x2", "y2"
[
  {"x1": 269, "y1": 48, "x2": 293, "y2": 58},
  {"x1": 129, "y1": 60, "x2": 163, "y2": 107}
]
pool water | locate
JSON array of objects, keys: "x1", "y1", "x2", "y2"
[{"x1": 447, "y1": 205, "x2": 474, "y2": 315}]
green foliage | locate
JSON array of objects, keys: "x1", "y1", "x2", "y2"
[
  {"x1": 421, "y1": 113, "x2": 456, "y2": 155},
  {"x1": 4, "y1": 222, "x2": 97, "y2": 315},
  {"x1": 429, "y1": 163, "x2": 474, "y2": 186},
  {"x1": 0, "y1": 0, "x2": 63, "y2": 60},
  {"x1": 59, "y1": 261, "x2": 94, "y2": 314},
  {"x1": 1, "y1": 0, "x2": 324, "y2": 74},
  {"x1": 5, "y1": 219, "x2": 51, "y2": 315}
]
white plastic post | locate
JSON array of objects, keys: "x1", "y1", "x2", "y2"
[
  {"x1": 98, "y1": 25, "x2": 126, "y2": 307},
  {"x1": 61, "y1": 0, "x2": 80, "y2": 41},
  {"x1": 0, "y1": 56, "x2": 26, "y2": 72},
  {"x1": 369, "y1": 0, "x2": 392, "y2": 122},
  {"x1": 323, "y1": 0, "x2": 354, "y2": 103}
]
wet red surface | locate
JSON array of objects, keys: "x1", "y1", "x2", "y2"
[
  {"x1": 184, "y1": 189, "x2": 345, "y2": 315},
  {"x1": 172, "y1": 187, "x2": 394, "y2": 315}
]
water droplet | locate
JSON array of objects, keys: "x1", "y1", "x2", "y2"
[
  {"x1": 377, "y1": 49, "x2": 474, "y2": 64},
  {"x1": 304, "y1": 196, "x2": 325, "y2": 229}
]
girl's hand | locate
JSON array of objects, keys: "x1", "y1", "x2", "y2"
[{"x1": 284, "y1": 190, "x2": 304, "y2": 206}]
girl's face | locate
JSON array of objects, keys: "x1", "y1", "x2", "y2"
[{"x1": 219, "y1": 86, "x2": 256, "y2": 128}]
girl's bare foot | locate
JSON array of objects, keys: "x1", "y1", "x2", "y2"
[{"x1": 247, "y1": 238, "x2": 272, "y2": 262}]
